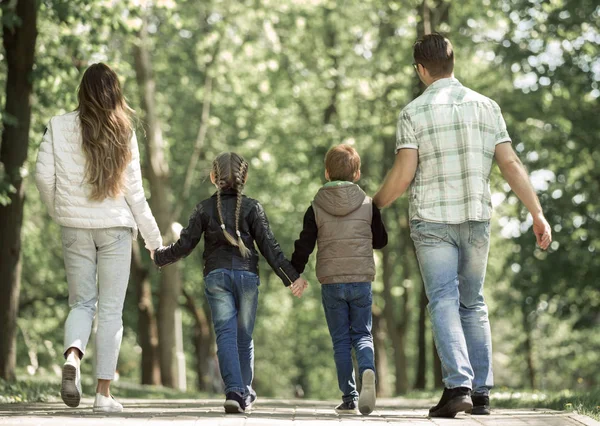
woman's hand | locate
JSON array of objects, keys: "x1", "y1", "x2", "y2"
[{"x1": 150, "y1": 249, "x2": 155, "y2": 261}]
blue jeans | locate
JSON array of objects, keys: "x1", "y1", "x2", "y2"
[
  {"x1": 411, "y1": 220, "x2": 493, "y2": 395},
  {"x1": 321, "y1": 282, "x2": 375, "y2": 403},
  {"x1": 204, "y1": 269, "x2": 259, "y2": 398}
]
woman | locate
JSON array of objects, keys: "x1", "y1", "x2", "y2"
[{"x1": 35, "y1": 63, "x2": 162, "y2": 413}]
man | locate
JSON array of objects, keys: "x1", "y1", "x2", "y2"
[{"x1": 374, "y1": 33, "x2": 552, "y2": 418}]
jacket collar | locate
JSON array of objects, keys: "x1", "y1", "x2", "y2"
[{"x1": 212, "y1": 188, "x2": 239, "y2": 197}]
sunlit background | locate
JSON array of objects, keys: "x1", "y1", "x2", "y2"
[{"x1": 0, "y1": 0, "x2": 598, "y2": 411}]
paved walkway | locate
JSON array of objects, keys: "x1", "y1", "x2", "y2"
[{"x1": 1, "y1": 398, "x2": 598, "y2": 425}]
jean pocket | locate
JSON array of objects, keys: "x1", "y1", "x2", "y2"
[
  {"x1": 240, "y1": 272, "x2": 260, "y2": 296},
  {"x1": 105, "y1": 227, "x2": 131, "y2": 241},
  {"x1": 205, "y1": 270, "x2": 226, "y2": 286},
  {"x1": 410, "y1": 220, "x2": 448, "y2": 244},
  {"x1": 469, "y1": 221, "x2": 490, "y2": 248},
  {"x1": 61, "y1": 228, "x2": 78, "y2": 248},
  {"x1": 352, "y1": 284, "x2": 373, "y2": 308},
  {"x1": 321, "y1": 285, "x2": 343, "y2": 309}
]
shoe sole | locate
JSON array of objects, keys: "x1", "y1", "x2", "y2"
[
  {"x1": 429, "y1": 396, "x2": 473, "y2": 418},
  {"x1": 358, "y1": 369, "x2": 376, "y2": 415},
  {"x1": 60, "y1": 364, "x2": 80, "y2": 408},
  {"x1": 224, "y1": 400, "x2": 244, "y2": 414},
  {"x1": 466, "y1": 406, "x2": 491, "y2": 415},
  {"x1": 93, "y1": 406, "x2": 123, "y2": 413},
  {"x1": 335, "y1": 409, "x2": 359, "y2": 414}
]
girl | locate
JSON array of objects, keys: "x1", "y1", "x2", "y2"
[
  {"x1": 154, "y1": 152, "x2": 306, "y2": 413},
  {"x1": 35, "y1": 63, "x2": 162, "y2": 412}
]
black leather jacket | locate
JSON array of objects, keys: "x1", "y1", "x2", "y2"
[{"x1": 154, "y1": 190, "x2": 300, "y2": 286}]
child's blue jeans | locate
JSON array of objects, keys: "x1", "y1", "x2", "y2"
[
  {"x1": 321, "y1": 282, "x2": 375, "y2": 403},
  {"x1": 204, "y1": 268, "x2": 259, "y2": 399}
]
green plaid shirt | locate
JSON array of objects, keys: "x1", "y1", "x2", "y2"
[{"x1": 396, "y1": 78, "x2": 511, "y2": 224}]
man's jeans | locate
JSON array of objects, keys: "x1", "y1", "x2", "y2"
[
  {"x1": 321, "y1": 282, "x2": 375, "y2": 403},
  {"x1": 204, "y1": 269, "x2": 259, "y2": 398},
  {"x1": 61, "y1": 226, "x2": 132, "y2": 380},
  {"x1": 410, "y1": 220, "x2": 493, "y2": 395}
]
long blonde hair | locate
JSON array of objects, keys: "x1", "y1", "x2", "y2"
[
  {"x1": 78, "y1": 63, "x2": 134, "y2": 201},
  {"x1": 212, "y1": 152, "x2": 251, "y2": 258}
]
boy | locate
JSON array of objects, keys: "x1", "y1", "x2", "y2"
[{"x1": 291, "y1": 144, "x2": 388, "y2": 415}]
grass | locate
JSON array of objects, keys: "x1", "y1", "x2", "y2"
[
  {"x1": 491, "y1": 389, "x2": 600, "y2": 421},
  {"x1": 0, "y1": 376, "x2": 204, "y2": 404},
  {"x1": 403, "y1": 388, "x2": 600, "y2": 421}
]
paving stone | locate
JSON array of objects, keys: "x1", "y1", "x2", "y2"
[{"x1": 0, "y1": 398, "x2": 598, "y2": 425}]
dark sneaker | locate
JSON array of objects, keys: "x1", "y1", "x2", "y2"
[
  {"x1": 466, "y1": 394, "x2": 490, "y2": 415},
  {"x1": 358, "y1": 369, "x2": 376, "y2": 415},
  {"x1": 428, "y1": 387, "x2": 473, "y2": 418},
  {"x1": 335, "y1": 400, "x2": 358, "y2": 414},
  {"x1": 224, "y1": 391, "x2": 246, "y2": 414}
]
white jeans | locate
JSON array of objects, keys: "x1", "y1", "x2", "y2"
[{"x1": 61, "y1": 226, "x2": 132, "y2": 380}]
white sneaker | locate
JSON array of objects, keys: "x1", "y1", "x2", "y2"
[
  {"x1": 93, "y1": 393, "x2": 123, "y2": 413},
  {"x1": 60, "y1": 354, "x2": 81, "y2": 408},
  {"x1": 358, "y1": 369, "x2": 376, "y2": 415}
]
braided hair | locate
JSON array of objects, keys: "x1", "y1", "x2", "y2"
[{"x1": 212, "y1": 152, "x2": 251, "y2": 258}]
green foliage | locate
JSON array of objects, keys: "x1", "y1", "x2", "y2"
[{"x1": 0, "y1": 378, "x2": 58, "y2": 404}]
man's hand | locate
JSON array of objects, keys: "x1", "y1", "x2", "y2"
[
  {"x1": 290, "y1": 277, "x2": 308, "y2": 298},
  {"x1": 495, "y1": 143, "x2": 552, "y2": 250},
  {"x1": 373, "y1": 149, "x2": 418, "y2": 208},
  {"x1": 532, "y1": 213, "x2": 552, "y2": 250}
]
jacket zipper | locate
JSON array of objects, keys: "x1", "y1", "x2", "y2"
[{"x1": 279, "y1": 267, "x2": 293, "y2": 285}]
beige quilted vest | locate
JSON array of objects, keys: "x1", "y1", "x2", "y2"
[{"x1": 312, "y1": 183, "x2": 375, "y2": 284}]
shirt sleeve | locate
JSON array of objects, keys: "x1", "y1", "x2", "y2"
[
  {"x1": 371, "y1": 204, "x2": 388, "y2": 250},
  {"x1": 492, "y1": 101, "x2": 512, "y2": 145},
  {"x1": 249, "y1": 201, "x2": 300, "y2": 286},
  {"x1": 35, "y1": 119, "x2": 56, "y2": 217},
  {"x1": 395, "y1": 110, "x2": 419, "y2": 153},
  {"x1": 291, "y1": 205, "x2": 318, "y2": 274},
  {"x1": 154, "y1": 205, "x2": 204, "y2": 267},
  {"x1": 123, "y1": 131, "x2": 163, "y2": 250}
]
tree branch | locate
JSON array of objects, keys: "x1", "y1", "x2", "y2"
[
  {"x1": 172, "y1": 74, "x2": 213, "y2": 222},
  {"x1": 171, "y1": 34, "x2": 223, "y2": 223}
]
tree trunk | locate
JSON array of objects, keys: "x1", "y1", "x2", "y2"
[
  {"x1": 414, "y1": 0, "x2": 450, "y2": 391},
  {"x1": 323, "y1": 6, "x2": 339, "y2": 126},
  {"x1": 522, "y1": 305, "x2": 536, "y2": 388},
  {"x1": 433, "y1": 334, "x2": 443, "y2": 388},
  {"x1": 133, "y1": 19, "x2": 183, "y2": 389},
  {"x1": 182, "y1": 288, "x2": 216, "y2": 392},
  {"x1": 131, "y1": 241, "x2": 161, "y2": 385},
  {"x1": 0, "y1": 0, "x2": 39, "y2": 381},
  {"x1": 382, "y1": 241, "x2": 409, "y2": 395},
  {"x1": 414, "y1": 286, "x2": 428, "y2": 389},
  {"x1": 372, "y1": 308, "x2": 391, "y2": 397}
]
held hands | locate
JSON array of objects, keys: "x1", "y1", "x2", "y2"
[
  {"x1": 532, "y1": 213, "x2": 552, "y2": 250},
  {"x1": 290, "y1": 277, "x2": 309, "y2": 298},
  {"x1": 150, "y1": 249, "x2": 155, "y2": 261}
]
